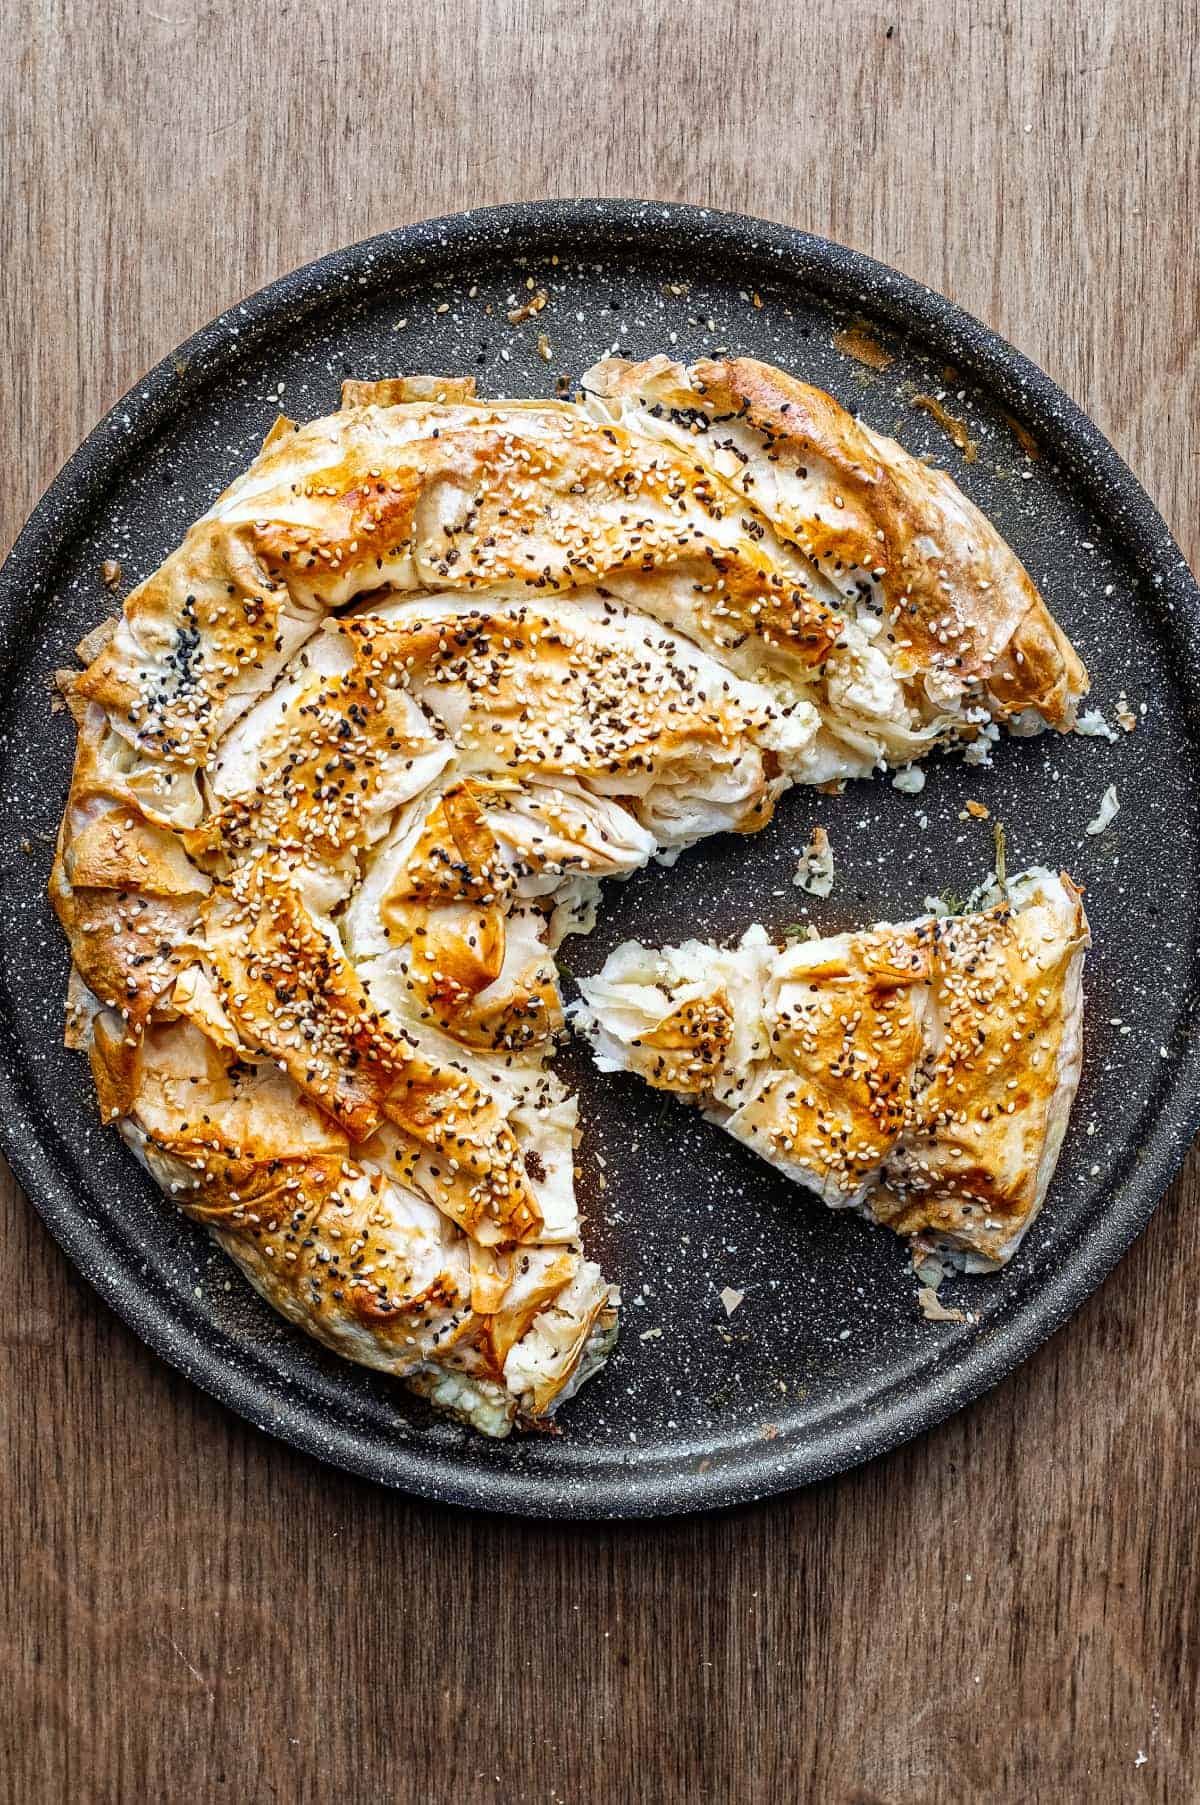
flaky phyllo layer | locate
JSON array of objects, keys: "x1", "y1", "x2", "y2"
[
  {"x1": 573, "y1": 872, "x2": 1089, "y2": 1271},
  {"x1": 52, "y1": 360, "x2": 1088, "y2": 1434}
]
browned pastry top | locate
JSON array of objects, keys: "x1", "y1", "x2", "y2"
[{"x1": 52, "y1": 363, "x2": 1088, "y2": 1430}]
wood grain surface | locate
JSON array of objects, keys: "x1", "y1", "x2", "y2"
[{"x1": 2, "y1": 2, "x2": 1197, "y2": 1800}]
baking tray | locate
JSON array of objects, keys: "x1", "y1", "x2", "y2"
[{"x1": 2, "y1": 200, "x2": 1198, "y2": 1518}]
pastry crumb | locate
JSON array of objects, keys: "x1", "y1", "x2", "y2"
[
  {"x1": 1085, "y1": 785, "x2": 1120, "y2": 836},
  {"x1": 918, "y1": 1285, "x2": 966, "y2": 1323},
  {"x1": 1002, "y1": 412, "x2": 1040, "y2": 460},
  {"x1": 832, "y1": 321, "x2": 893, "y2": 370},
  {"x1": 911, "y1": 392, "x2": 979, "y2": 462},
  {"x1": 793, "y1": 826, "x2": 835, "y2": 896},
  {"x1": 507, "y1": 289, "x2": 548, "y2": 324}
]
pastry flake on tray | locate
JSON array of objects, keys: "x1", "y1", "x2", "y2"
[{"x1": 51, "y1": 361, "x2": 1089, "y2": 1434}]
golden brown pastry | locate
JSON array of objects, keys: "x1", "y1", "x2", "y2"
[
  {"x1": 52, "y1": 363, "x2": 1088, "y2": 1433},
  {"x1": 572, "y1": 871, "x2": 1089, "y2": 1270},
  {"x1": 584, "y1": 356, "x2": 1088, "y2": 767}
]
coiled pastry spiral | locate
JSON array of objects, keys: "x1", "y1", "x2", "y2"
[{"x1": 51, "y1": 357, "x2": 1087, "y2": 1434}]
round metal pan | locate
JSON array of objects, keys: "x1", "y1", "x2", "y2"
[{"x1": 2, "y1": 200, "x2": 1198, "y2": 1518}]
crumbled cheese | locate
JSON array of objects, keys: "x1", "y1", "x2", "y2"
[
  {"x1": 1074, "y1": 708, "x2": 1118, "y2": 743},
  {"x1": 719, "y1": 1287, "x2": 745, "y2": 1317},
  {"x1": 962, "y1": 722, "x2": 1000, "y2": 766},
  {"x1": 892, "y1": 766, "x2": 926, "y2": 794}
]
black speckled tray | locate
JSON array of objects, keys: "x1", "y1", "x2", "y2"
[{"x1": 2, "y1": 201, "x2": 1199, "y2": 1519}]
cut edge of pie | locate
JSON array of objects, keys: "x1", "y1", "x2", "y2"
[{"x1": 572, "y1": 868, "x2": 1090, "y2": 1272}]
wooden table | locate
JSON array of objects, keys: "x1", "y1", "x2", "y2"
[{"x1": 3, "y1": 4, "x2": 1196, "y2": 1799}]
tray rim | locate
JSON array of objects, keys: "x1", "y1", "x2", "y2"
[{"x1": 2, "y1": 197, "x2": 1199, "y2": 1519}]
